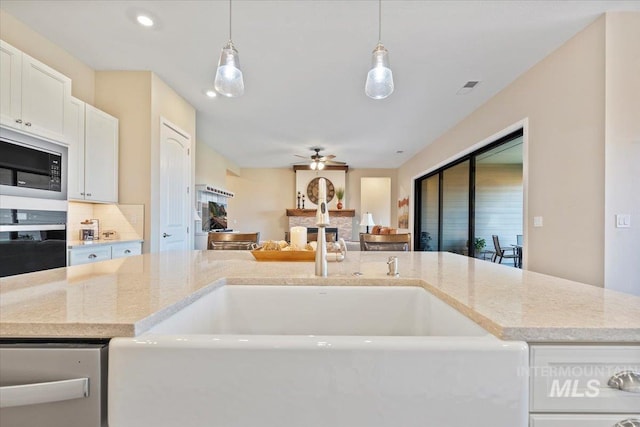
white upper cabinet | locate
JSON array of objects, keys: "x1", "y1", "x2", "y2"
[
  {"x1": 65, "y1": 96, "x2": 86, "y2": 200},
  {"x1": 0, "y1": 40, "x2": 71, "y2": 143},
  {"x1": 0, "y1": 41, "x2": 22, "y2": 128},
  {"x1": 84, "y1": 104, "x2": 118, "y2": 203},
  {"x1": 66, "y1": 98, "x2": 119, "y2": 203}
]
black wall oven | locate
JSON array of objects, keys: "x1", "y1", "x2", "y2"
[
  {"x1": 0, "y1": 127, "x2": 68, "y2": 277},
  {"x1": 0, "y1": 127, "x2": 67, "y2": 200},
  {"x1": 0, "y1": 207, "x2": 67, "y2": 277}
]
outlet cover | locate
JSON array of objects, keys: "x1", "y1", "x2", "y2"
[
  {"x1": 533, "y1": 216, "x2": 543, "y2": 227},
  {"x1": 616, "y1": 214, "x2": 631, "y2": 228}
]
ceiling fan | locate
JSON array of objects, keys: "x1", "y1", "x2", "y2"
[{"x1": 294, "y1": 147, "x2": 346, "y2": 170}]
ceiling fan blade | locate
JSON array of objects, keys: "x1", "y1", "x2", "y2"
[
  {"x1": 294, "y1": 154, "x2": 309, "y2": 159},
  {"x1": 325, "y1": 159, "x2": 346, "y2": 165}
]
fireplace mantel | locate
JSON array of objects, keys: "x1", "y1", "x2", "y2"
[
  {"x1": 286, "y1": 209, "x2": 355, "y2": 241},
  {"x1": 286, "y1": 209, "x2": 355, "y2": 218}
]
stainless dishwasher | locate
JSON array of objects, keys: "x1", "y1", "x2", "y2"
[{"x1": 0, "y1": 341, "x2": 108, "y2": 427}]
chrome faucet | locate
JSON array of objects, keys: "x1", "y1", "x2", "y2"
[{"x1": 315, "y1": 178, "x2": 330, "y2": 277}]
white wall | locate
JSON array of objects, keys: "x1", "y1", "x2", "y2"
[
  {"x1": 604, "y1": 13, "x2": 640, "y2": 295},
  {"x1": 361, "y1": 177, "x2": 392, "y2": 231}
]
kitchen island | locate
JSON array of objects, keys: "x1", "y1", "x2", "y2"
[
  {"x1": 1, "y1": 250, "x2": 638, "y2": 342},
  {"x1": 2, "y1": 251, "x2": 639, "y2": 427}
]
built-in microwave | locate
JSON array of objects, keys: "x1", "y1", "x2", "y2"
[{"x1": 0, "y1": 127, "x2": 67, "y2": 200}]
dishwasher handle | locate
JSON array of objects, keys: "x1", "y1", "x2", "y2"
[{"x1": 0, "y1": 377, "x2": 89, "y2": 408}]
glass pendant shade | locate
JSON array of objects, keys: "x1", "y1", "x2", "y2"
[
  {"x1": 317, "y1": 162, "x2": 325, "y2": 170},
  {"x1": 310, "y1": 161, "x2": 317, "y2": 170},
  {"x1": 365, "y1": 43, "x2": 394, "y2": 99},
  {"x1": 214, "y1": 41, "x2": 244, "y2": 98}
]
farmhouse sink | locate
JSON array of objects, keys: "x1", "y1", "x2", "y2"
[{"x1": 109, "y1": 285, "x2": 528, "y2": 427}]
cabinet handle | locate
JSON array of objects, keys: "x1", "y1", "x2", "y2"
[
  {"x1": 15, "y1": 119, "x2": 22, "y2": 124},
  {"x1": 124, "y1": 249, "x2": 131, "y2": 254},
  {"x1": 80, "y1": 192, "x2": 85, "y2": 196},
  {"x1": 86, "y1": 193, "x2": 92, "y2": 197},
  {"x1": 613, "y1": 419, "x2": 640, "y2": 427},
  {"x1": 25, "y1": 122, "x2": 32, "y2": 127},
  {"x1": 0, "y1": 378, "x2": 89, "y2": 408},
  {"x1": 88, "y1": 254, "x2": 97, "y2": 259},
  {"x1": 608, "y1": 371, "x2": 640, "y2": 393},
  {"x1": 163, "y1": 233, "x2": 172, "y2": 238}
]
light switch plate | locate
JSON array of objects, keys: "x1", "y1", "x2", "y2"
[
  {"x1": 533, "y1": 216, "x2": 543, "y2": 227},
  {"x1": 616, "y1": 214, "x2": 631, "y2": 228}
]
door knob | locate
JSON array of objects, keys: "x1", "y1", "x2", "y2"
[{"x1": 163, "y1": 233, "x2": 172, "y2": 238}]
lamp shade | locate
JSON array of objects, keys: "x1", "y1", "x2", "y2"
[
  {"x1": 361, "y1": 212, "x2": 375, "y2": 227},
  {"x1": 214, "y1": 41, "x2": 244, "y2": 98},
  {"x1": 365, "y1": 43, "x2": 394, "y2": 99}
]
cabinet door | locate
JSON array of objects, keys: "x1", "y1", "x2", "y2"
[
  {"x1": 20, "y1": 52, "x2": 71, "y2": 143},
  {"x1": 65, "y1": 97, "x2": 86, "y2": 200},
  {"x1": 84, "y1": 104, "x2": 118, "y2": 203},
  {"x1": 0, "y1": 40, "x2": 22, "y2": 130}
]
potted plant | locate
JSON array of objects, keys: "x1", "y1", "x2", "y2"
[
  {"x1": 335, "y1": 187, "x2": 345, "y2": 209},
  {"x1": 474, "y1": 237, "x2": 486, "y2": 252}
]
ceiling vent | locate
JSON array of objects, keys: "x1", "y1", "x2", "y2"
[{"x1": 456, "y1": 81, "x2": 480, "y2": 95}]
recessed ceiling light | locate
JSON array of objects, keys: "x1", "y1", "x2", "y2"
[
  {"x1": 205, "y1": 90, "x2": 217, "y2": 98},
  {"x1": 136, "y1": 15, "x2": 154, "y2": 27}
]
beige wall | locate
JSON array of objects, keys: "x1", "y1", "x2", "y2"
[
  {"x1": 150, "y1": 73, "x2": 197, "y2": 251},
  {"x1": 95, "y1": 71, "x2": 197, "y2": 252},
  {"x1": 227, "y1": 167, "x2": 398, "y2": 242},
  {"x1": 399, "y1": 15, "x2": 607, "y2": 286},
  {"x1": 0, "y1": 9, "x2": 95, "y2": 104},
  {"x1": 196, "y1": 140, "x2": 234, "y2": 188},
  {"x1": 604, "y1": 13, "x2": 640, "y2": 295},
  {"x1": 227, "y1": 168, "x2": 295, "y2": 241},
  {"x1": 95, "y1": 71, "x2": 152, "y2": 251},
  {"x1": 348, "y1": 168, "x2": 398, "y2": 240}
]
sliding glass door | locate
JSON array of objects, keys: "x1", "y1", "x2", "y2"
[
  {"x1": 441, "y1": 160, "x2": 469, "y2": 254},
  {"x1": 418, "y1": 174, "x2": 439, "y2": 251},
  {"x1": 414, "y1": 130, "x2": 523, "y2": 262}
]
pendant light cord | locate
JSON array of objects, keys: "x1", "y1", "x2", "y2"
[
  {"x1": 378, "y1": 0, "x2": 382, "y2": 43},
  {"x1": 229, "y1": 0, "x2": 233, "y2": 42}
]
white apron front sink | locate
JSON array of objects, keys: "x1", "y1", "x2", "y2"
[{"x1": 109, "y1": 285, "x2": 528, "y2": 427}]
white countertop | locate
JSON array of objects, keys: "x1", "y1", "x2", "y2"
[{"x1": 0, "y1": 251, "x2": 638, "y2": 342}]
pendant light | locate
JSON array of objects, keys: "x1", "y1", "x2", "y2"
[
  {"x1": 214, "y1": 0, "x2": 244, "y2": 97},
  {"x1": 365, "y1": 0, "x2": 394, "y2": 99}
]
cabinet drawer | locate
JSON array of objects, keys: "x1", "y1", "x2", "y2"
[
  {"x1": 530, "y1": 345, "x2": 640, "y2": 413},
  {"x1": 69, "y1": 246, "x2": 111, "y2": 266},
  {"x1": 530, "y1": 414, "x2": 640, "y2": 427},
  {"x1": 111, "y1": 243, "x2": 141, "y2": 259}
]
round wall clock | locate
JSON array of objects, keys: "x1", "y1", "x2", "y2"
[{"x1": 306, "y1": 177, "x2": 335, "y2": 205}]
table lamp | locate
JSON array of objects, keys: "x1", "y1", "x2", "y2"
[{"x1": 361, "y1": 212, "x2": 375, "y2": 234}]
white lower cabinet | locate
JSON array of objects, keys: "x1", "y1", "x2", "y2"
[
  {"x1": 68, "y1": 242, "x2": 142, "y2": 266},
  {"x1": 530, "y1": 414, "x2": 640, "y2": 427},
  {"x1": 68, "y1": 245, "x2": 112, "y2": 266},
  {"x1": 110, "y1": 242, "x2": 142, "y2": 259},
  {"x1": 530, "y1": 345, "x2": 640, "y2": 427}
]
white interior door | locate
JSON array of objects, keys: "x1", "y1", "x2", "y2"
[{"x1": 159, "y1": 120, "x2": 190, "y2": 252}]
